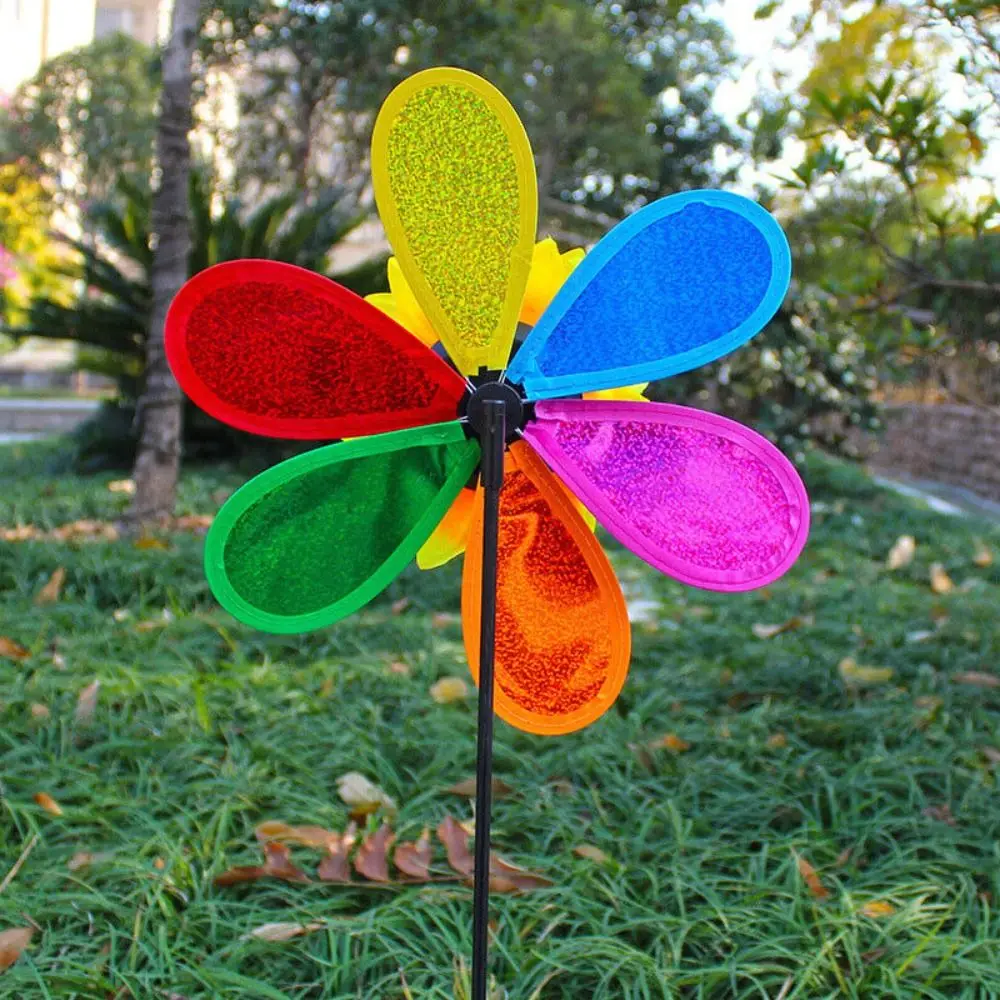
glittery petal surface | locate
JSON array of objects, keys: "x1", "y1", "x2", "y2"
[
  {"x1": 416, "y1": 486, "x2": 476, "y2": 570},
  {"x1": 371, "y1": 67, "x2": 537, "y2": 374},
  {"x1": 461, "y1": 441, "x2": 630, "y2": 736},
  {"x1": 205, "y1": 422, "x2": 480, "y2": 634},
  {"x1": 524, "y1": 400, "x2": 809, "y2": 591},
  {"x1": 166, "y1": 260, "x2": 466, "y2": 440},
  {"x1": 507, "y1": 191, "x2": 790, "y2": 399}
]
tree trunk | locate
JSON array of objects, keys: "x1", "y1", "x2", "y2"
[{"x1": 128, "y1": 0, "x2": 200, "y2": 524}]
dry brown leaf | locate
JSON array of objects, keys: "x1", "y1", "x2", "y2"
[
  {"x1": 838, "y1": 658, "x2": 893, "y2": 686},
  {"x1": 153, "y1": 857, "x2": 165, "y2": 870},
  {"x1": 794, "y1": 852, "x2": 829, "y2": 900},
  {"x1": 317, "y1": 823, "x2": 355, "y2": 883},
  {"x1": 214, "y1": 842, "x2": 311, "y2": 887},
  {"x1": 390, "y1": 596, "x2": 411, "y2": 615},
  {"x1": 929, "y1": 563, "x2": 955, "y2": 594},
  {"x1": 886, "y1": 535, "x2": 916, "y2": 570},
  {"x1": 922, "y1": 804, "x2": 957, "y2": 826},
  {"x1": 430, "y1": 677, "x2": 469, "y2": 704},
  {"x1": 387, "y1": 661, "x2": 411, "y2": 677},
  {"x1": 488, "y1": 855, "x2": 553, "y2": 894},
  {"x1": 572, "y1": 844, "x2": 610, "y2": 864},
  {"x1": 354, "y1": 823, "x2": 395, "y2": 882},
  {"x1": 170, "y1": 514, "x2": 213, "y2": 532},
  {"x1": 444, "y1": 777, "x2": 514, "y2": 799},
  {"x1": 953, "y1": 671, "x2": 1000, "y2": 688},
  {"x1": 650, "y1": 733, "x2": 691, "y2": 752},
  {"x1": 767, "y1": 732, "x2": 788, "y2": 749},
  {"x1": 394, "y1": 828, "x2": 432, "y2": 880},
  {"x1": 245, "y1": 921, "x2": 325, "y2": 942},
  {"x1": 973, "y1": 542, "x2": 993, "y2": 568},
  {"x1": 33, "y1": 792, "x2": 62, "y2": 816},
  {"x1": 0, "y1": 927, "x2": 33, "y2": 972},
  {"x1": 134, "y1": 533, "x2": 170, "y2": 551},
  {"x1": 107, "y1": 479, "x2": 135, "y2": 495},
  {"x1": 255, "y1": 821, "x2": 338, "y2": 851},
  {"x1": 438, "y1": 815, "x2": 474, "y2": 877},
  {"x1": 860, "y1": 900, "x2": 896, "y2": 918},
  {"x1": 861, "y1": 947, "x2": 887, "y2": 963},
  {"x1": 336, "y1": 772, "x2": 397, "y2": 819},
  {"x1": 834, "y1": 847, "x2": 852, "y2": 868},
  {"x1": 67, "y1": 851, "x2": 113, "y2": 872},
  {"x1": 75, "y1": 679, "x2": 100, "y2": 724},
  {"x1": 752, "y1": 616, "x2": 811, "y2": 640},
  {"x1": 51, "y1": 519, "x2": 119, "y2": 542},
  {"x1": 30, "y1": 703, "x2": 50, "y2": 721},
  {"x1": 34, "y1": 567, "x2": 66, "y2": 605},
  {"x1": 135, "y1": 608, "x2": 174, "y2": 632},
  {"x1": 431, "y1": 611, "x2": 459, "y2": 628},
  {"x1": 0, "y1": 637, "x2": 29, "y2": 662}
]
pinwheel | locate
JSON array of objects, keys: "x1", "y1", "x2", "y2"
[{"x1": 165, "y1": 67, "x2": 808, "y2": 996}]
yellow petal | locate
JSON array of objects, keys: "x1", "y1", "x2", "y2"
[
  {"x1": 364, "y1": 258, "x2": 439, "y2": 348},
  {"x1": 583, "y1": 383, "x2": 649, "y2": 402},
  {"x1": 519, "y1": 237, "x2": 585, "y2": 326},
  {"x1": 372, "y1": 68, "x2": 537, "y2": 374},
  {"x1": 417, "y1": 488, "x2": 477, "y2": 570}
]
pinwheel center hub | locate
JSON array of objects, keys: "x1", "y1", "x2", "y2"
[{"x1": 464, "y1": 377, "x2": 526, "y2": 444}]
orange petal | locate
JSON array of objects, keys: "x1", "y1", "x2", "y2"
[
  {"x1": 462, "y1": 441, "x2": 630, "y2": 735},
  {"x1": 417, "y1": 487, "x2": 476, "y2": 570},
  {"x1": 519, "y1": 238, "x2": 585, "y2": 326}
]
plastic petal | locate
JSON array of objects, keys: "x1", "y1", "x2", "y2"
[
  {"x1": 519, "y1": 237, "x2": 585, "y2": 326},
  {"x1": 365, "y1": 257, "x2": 438, "y2": 348},
  {"x1": 507, "y1": 190, "x2": 791, "y2": 398},
  {"x1": 205, "y1": 422, "x2": 480, "y2": 633},
  {"x1": 166, "y1": 260, "x2": 465, "y2": 439},
  {"x1": 462, "y1": 442, "x2": 630, "y2": 736},
  {"x1": 371, "y1": 67, "x2": 537, "y2": 374},
  {"x1": 416, "y1": 487, "x2": 476, "y2": 570},
  {"x1": 524, "y1": 400, "x2": 809, "y2": 591}
]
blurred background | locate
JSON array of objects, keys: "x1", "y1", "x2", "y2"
[{"x1": 0, "y1": 0, "x2": 997, "y2": 499}]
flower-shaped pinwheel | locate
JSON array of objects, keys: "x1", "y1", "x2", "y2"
[{"x1": 165, "y1": 68, "x2": 809, "y2": 737}]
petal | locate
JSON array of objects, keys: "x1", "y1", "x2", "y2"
[
  {"x1": 461, "y1": 441, "x2": 630, "y2": 736},
  {"x1": 205, "y1": 422, "x2": 480, "y2": 633},
  {"x1": 524, "y1": 400, "x2": 809, "y2": 591},
  {"x1": 166, "y1": 260, "x2": 465, "y2": 439},
  {"x1": 416, "y1": 486, "x2": 476, "y2": 570},
  {"x1": 519, "y1": 238, "x2": 585, "y2": 326},
  {"x1": 365, "y1": 258, "x2": 439, "y2": 349},
  {"x1": 371, "y1": 67, "x2": 537, "y2": 374},
  {"x1": 583, "y1": 383, "x2": 648, "y2": 402},
  {"x1": 506, "y1": 190, "x2": 791, "y2": 398}
]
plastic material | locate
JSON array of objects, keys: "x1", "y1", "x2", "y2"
[
  {"x1": 524, "y1": 400, "x2": 809, "y2": 591},
  {"x1": 462, "y1": 442, "x2": 631, "y2": 735},
  {"x1": 417, "y1": 487, "x2": 477, "y2": 570},
  {"x1": 205, "y1": 422, "x2": 480, "y2": 633},
  {"x1": 507, "y1": 191, "x2": 791, "y2": 398},
  {"x1": 165, "y1": 260, "x2": 465, "y2": 439},
  {"x1": 371, "y1": 67, "x2": 537, "y2": 374}
]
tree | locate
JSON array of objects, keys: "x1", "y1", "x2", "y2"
[{"x1": 129, "y1": 0, "x2": 202, "y2": 524}]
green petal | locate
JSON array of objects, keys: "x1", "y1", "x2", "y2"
[{"x1": 205, "y1": 422, "x2": 480, "y2": 633}]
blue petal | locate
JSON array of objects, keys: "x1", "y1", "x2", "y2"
[{"x1": 506, "y1": 190, "x2": 791, "y2": 399}]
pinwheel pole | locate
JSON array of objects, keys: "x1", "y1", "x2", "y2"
[{"x1": 472, "y1": 397, "x2": 505, "y2": 1000}]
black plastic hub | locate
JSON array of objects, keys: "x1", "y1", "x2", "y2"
[{"x1": 462, "y1": 370, "x2": 528, "y2": 445}]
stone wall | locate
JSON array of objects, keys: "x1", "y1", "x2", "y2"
[{"x1": 871, "y1": 403, "x2": 1000, "y2": 502}]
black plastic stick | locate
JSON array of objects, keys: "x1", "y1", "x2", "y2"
[{"x1": 472, "y1": 398, "x2": 505, "y2": 1000}]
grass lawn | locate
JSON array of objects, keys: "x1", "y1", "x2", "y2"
[{"x1": 2, "y1": 440, "x2": 1000, "y2": 999}]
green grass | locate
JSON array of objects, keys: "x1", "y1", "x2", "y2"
[{"x1": 2, "y1": 440, "x2": 1000, "y2": 999}]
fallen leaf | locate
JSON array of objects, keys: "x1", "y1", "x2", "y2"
[
  {"x1": 107, "y1": 479, "x2": 135, "y2": 495},
  {"x1": 973, "y1": 541, "x2": 993, "y2": 568},
  {"x1": 861, "y1": 947, "x2": 888, "y2": 963},
  {"x1": 886, "y1": 535, "x2": 916, "y2": 570},
  {"x1": 135, "y1": 608, "x2": 175, "y2": 631},
  {"x1": 354, "y1": 823, "x2": 395, "y2": 882},
  {"x1": 979, "y1": 746, "x2": 1000, "y2": 766},
  {"x1": 245, "y1": 921, "x2": 325, "y2": 942},
  {"x1": 214, "y1": 842, "x2": 310, "y2": 886},
  {"x1": 767, "y1": 732, "x2": 788, "y2": 749},
  {"x1": 834, "y1": 847, "x2": 852, "y2": 867},
  {"x1": 0, "y1": 927, "x2": 33, "y2": 972},
  {"x1": 438, "y1": 815, "x2": 474, "y2": 876},
  {"x1": 394, "y1": 828, "x2": 432, "y2": 880},
  {"x1": 319, "y1": 677, "x2": 334, "y2": 697},
  {"x1": 752, "y1": 616, "x2": 812, "y2": 640},
  {"x1": 51, "y1": 519, "x2": 118, "y2": 542},
  {"x1": 430, "y1": 677, "x2": 469, "y2": 704},
  {"x1": 30, "y1": 703, "x2": 50, "y2": 721},
  {"x1": 628, "y1": 741, "x2": 655, "y2": 771},
  {"x1": 952, "y1": 671, "x2": 1000, "y2": 688},
  {"x1": 0, "y1": 637, "x2": 29, "y2": 662},
  {"x1": 387, "y1": 661, "x2": 411, "y2": 677},
  {"x1": 922, "y1": 804, "x2": 957, "y2": 826},
  {"x1": 838, "y1": 658, "x2": 893, "y2": 686},
  {"x1": 317, "y1": 823, "x2": 355, "y2": 883},
  {"x1": 649, "y1": 733, "x2": 691, "y2": 752},
  {"x1": 255, "y1": 821, "x2": 338, "y2": 851},
  {"x1": 391, "y1": 596, "x2": 411, "y2": 615},
  {"x1": 170, "y1": 514, "x2": 213, "y2": 532},
  {"x1": 33, "y1": 792, "x2": 62, "y2": 816},
  {"x1": 431, "y1": 612, "x2": 459, "y2": 628},
  {"x1": 75, "y1": 679, "x2": 100, "y2": 724},
  {"x1": 153, "y1": 857, "x2": 166, "y2": 870},
  {"x1": 572, "y1": 844, "x2": 610, "y2": 864},
  {"x1": 794, "y1": 852, "x2": 829, "y2": 900},
  {"x1": 134, "y1": 533, "x2": 169, "y2": 551},
  {"x1": 929, "y1": 563, "x2": 955, "y2": 594},
  {"x1": 488, "y1": 855, "x2": 553, "y2": 893},
  {"x1": 67, "y1": 851, "x2": 113, "y2": 871},
  {"x1": 860, "y1": 900, "x2": 896, "y2": 918},
  {"x1": 444, "y1": 777, "x2": 514, "y2": 799},
  {"x1": 34, "y1": 567, "x2": 66, "y2": 605},
  {"x1": 336, "y1": 773, "x2": 397, "y2": 820}
]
